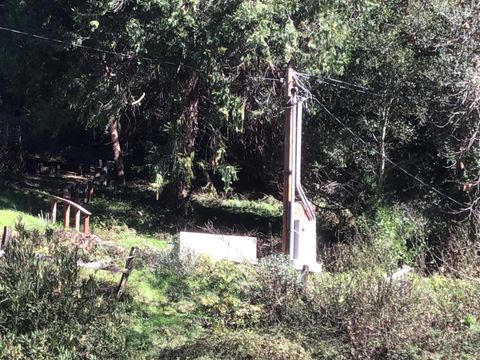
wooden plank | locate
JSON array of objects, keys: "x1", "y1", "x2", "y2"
[
  {"x1": 77, "y1": 260, "x2": 125, "y2": 273},
  {"x1": 282, "y1": 66, "x2": 294, "y2": 254},
  {"x1": 84, "y1": 216, "x2": 90, "y2": 234},
  {"x1": 35, "y1": 255, "x2": 128, "y2": 273},
  {"x1": 64, "y1": 204, "x2": 71, "y2": 228},
  {"x1": 116, "y1": 247, "x2": 137, "y2": 300},
  {"x1": 75, "y1": 209, "x2": 81, "y2": 231},
  {"x1": 52, "y1": 195, "x2": 92, "y2": 216}
]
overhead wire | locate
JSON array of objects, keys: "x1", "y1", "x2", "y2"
[
  {"x1": 0, "y1": 25, "x2": 467, "y2": 208},
  {"x1": 294, "y1": 70, "x2": 381, "y2": 96},
  {"x1": 292, "y1": 71, "x2": 465, "y2": 208},
  {"x1": 0, "y1": 25, "x2": 187, "y2": 68}
]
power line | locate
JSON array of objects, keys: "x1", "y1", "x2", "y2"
[
  {"x1": 295, "y1": 79, "x2": 464, "y2": 208},
  {"x1": 295, "y1": 71, "x2": 381, "y2": 96},
  {"x1": 0, "y1": 26, "x2": 150, "y2": 60},
  {"x1": 249, "y1": 76, "x2": 284, "y2": 83},
  {"x1": 0, "y1": 25, "x2": 186, "y2": 68},
  {"x1": 0, "y1": 25, "x2": 466, "y2": 208},
  {"x1": 318, "y1": 99, "x2": 464, "y2": 207}
]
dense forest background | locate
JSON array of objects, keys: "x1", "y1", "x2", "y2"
[{"x1": 1, "y1": 0, "x2": 480, "y2": 253}]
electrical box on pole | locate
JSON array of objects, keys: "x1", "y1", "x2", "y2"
[{"x1": 281, "y1": 67, "x2": 322, "y2": 272}]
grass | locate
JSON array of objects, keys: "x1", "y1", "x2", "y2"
[
  {"x1": 192, "y1": 193, "x2": 282, "y2": 218},
  {"x1": 3, "y1": 178, "x2": 479, "y2": 358},
  {"x1": 119, "y1": 232, "x2": 168, "y2": 251},
  {"x1": 0, "y1": 209, "x2": 48, "y2": 229},
  {"x1": 0, "y1": 187, "x2": 52, "y2": 230}
]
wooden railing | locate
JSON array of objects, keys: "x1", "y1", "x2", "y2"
[
  {"x1": 51, "y1": 195, "x2": 91, "y2": 234},
  {"x1": 1, "y1": 226, "x2": 136, "y2": 299}
]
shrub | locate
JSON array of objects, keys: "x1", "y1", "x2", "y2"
[
  {"x1": 305, "y1": 271, "x2": 426, "y2": 359},
  {"x1": 248, "y1": 255, "x2": 304, "y2": 325},
  {"x1": 155, "y1": 247, "x2": 261, "y2": 329},
  {"x1": 0, "y1": 223, "x2": 129, "y2": 359},
  {"x1": 439, "y1": 223, "x2": 480, "y2": 278},
  {"x1": 361, "y1": 205, "x2": 428, "y2": 268},
  {"x1": 324, "y1": 204, "x2": 429, "y2": 273},
  {"x1": 157, "y1": 330, "x2": 311, "y2": 360},
  {"x1": 272, "y1": 270, "x2": 480, "y2": 359},
  {"x1": 151, "y1": 235, "x2": 480, "y2": 359},
  {"x1": 191, "y1": 258, "x2": 262, "y2": 328}
]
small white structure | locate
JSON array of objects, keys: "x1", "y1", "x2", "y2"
[
  {"x1": 290, "y1": 203, "x2": 322, "y2": 272},
  {"x1": 179, "y1": 232, "x2": 257, "y2": 264}
]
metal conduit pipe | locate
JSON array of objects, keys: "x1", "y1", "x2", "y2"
[
  {"x1": 288, "y1": 90, "x2": 297, "y2": 256},
  {"x1": 294, "y1": 100, "x2": 315, "y2": 221}
]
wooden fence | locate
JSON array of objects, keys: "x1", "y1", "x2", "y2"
[
  {"x1": 51, "y1": 195, "x2": 91, "y2": 234},
  {"x1": 1, "y1": 226, "x2": 136, "y2": 299}
]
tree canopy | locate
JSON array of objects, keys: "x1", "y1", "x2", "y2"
[{"x1": 1, "y1": 0, "x2": 480, "y2": 224}]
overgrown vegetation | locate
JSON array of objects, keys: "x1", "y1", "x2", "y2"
[
  {"x1": 1, "y1": 0, "x2": 480, "y2": 358},
  {"x1": 0, "y1": 223, "x2": 130, "y2": 359},
  {"x1": 0, "y1": 195, "x2": 479, "y2": 359}
]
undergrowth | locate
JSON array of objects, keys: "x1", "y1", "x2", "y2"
[
  {"x1": 0, "y1": 223, "x2": 130, "y2": 359},
  {"x1": 1, "y1": 191, "x2": 479, "y2": 359}
]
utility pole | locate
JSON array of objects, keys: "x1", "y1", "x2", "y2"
[
  {"x1": 280, "y1": 66, "x2": 321, "y2": 272},
  {"x1": 281, "y1": 67, "x2": 294, "y2": 254}
]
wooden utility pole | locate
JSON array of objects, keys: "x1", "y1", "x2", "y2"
[{"x1": 281, "y1": 67, "x2": 294, "y2": 254}]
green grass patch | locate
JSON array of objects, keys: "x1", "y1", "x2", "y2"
[
  {"x1": 0, "y1": 188, "x2": 52, "y2": 230},
  {"x1": 192, "y1": 194, "x2": 282, "y2": 218},
  {"x1": 118, "y1": 232, "x2": 168, "y2": 251},
  {"x1": 0, "y1": 209, "x2": 49, "y2": 230}
]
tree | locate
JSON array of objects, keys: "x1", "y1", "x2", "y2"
[{"x1": 1, "y1": 0, "x2": 356, "y2": 202}]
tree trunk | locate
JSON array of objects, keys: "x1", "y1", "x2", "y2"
[
  {"x1": 378, "y1": 99, "x2": 392, "y2": 191},
  {"x1": 174, "y1": 71, "x2": 199, "y2": 204},
  {"x1": 110, "y1": 118, "x2": 126, "y2": 186}
]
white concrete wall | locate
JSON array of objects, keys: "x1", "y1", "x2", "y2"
[{"x1": 179, "y1": 232, "x2": 257, "y2": 263}]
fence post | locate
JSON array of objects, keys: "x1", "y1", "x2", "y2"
[
  {"x1": 75, "y1": 209, "x2": 81, "y2": 231},
  {"x1": 116, "y1": 247, "x2": 137, "y2": 300},
  {"x1": 51, "y1": 199, "x2": 57, "y2": 223},
  {"x1": 301, "y1": 264, "x2": 309, "y2": 292},
  {"x1": 64, "y1": 204, "x2": 71, "y2": 228},
  {"x1": 83, "y1": 215, "x2": 90, "y2": 234},
  {"x1": 1, "y1": 226, "x2": 12, "y2": 250}
]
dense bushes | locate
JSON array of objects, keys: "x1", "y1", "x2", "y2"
[
  {"x1": 152, "y1": 243, "x2": 480, "y2": 359},
  {"x1": 1, "y1": 223, "x2": 479, "y2": 359},
  {"x1": 158, "y1": 330, "x2": 311, "y2": 360},
  {"x1": 0, "y1": 224, "x2": 129, "y2": 359}
]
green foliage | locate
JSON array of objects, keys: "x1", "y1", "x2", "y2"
[
  {"x1": 192, "y1": 194, "x2": 282, "y2": 218},
  {"x1": 2, "y1": 2, "x2": 480, "y2": 356},
  {"x1": 155, "y1": 246, "x2": 261, "y2": 329},
  {"x1": 158, "y1": 330, "x2": 312, "y2": 360},
  {"x1": 360, "y1": 205, "x2": 428, "y2": 268},
  {"x1": 149, "y1": 248, "x2": 480, "y2": 359},
  {"x1": 0, "y1": 223, "x2": 129, "y2": 359},
  {"x1": 216, "y1": 164, "x2": 239, "y2": 193}
]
